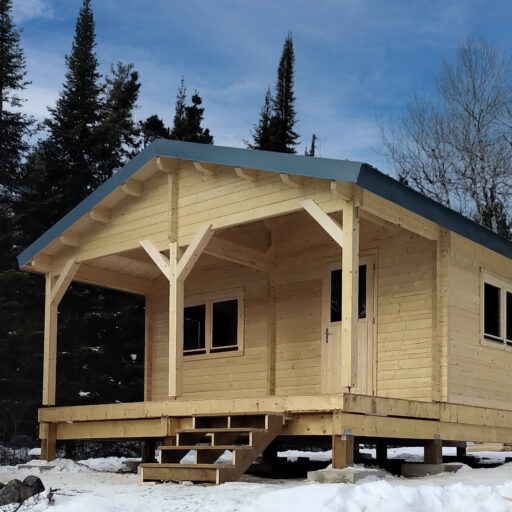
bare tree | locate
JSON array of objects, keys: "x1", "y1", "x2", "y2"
[{"x1": 380, "y1": 38, "x2": 512, "y2": 237}]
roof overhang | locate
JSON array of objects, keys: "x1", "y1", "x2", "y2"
[{"x1": 17, "y1": 139, "x2": 512, "y2": 268}]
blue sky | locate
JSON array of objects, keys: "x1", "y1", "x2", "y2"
[{"x1": 11, "y1": 0, "x2": 512, "y2": 173}]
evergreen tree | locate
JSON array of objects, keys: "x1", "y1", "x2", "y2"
[
  {"x1": 95, "y1": 62, "x2": 141, "y2": 182},
  {"x1": 0, "y1": 0, "x2": 39, "y2": 444},
  {"x1": 246, "y1": 87, "x2": 273, "y2": 151},
  {"x1": 170, "y1": 79, "x2": 213, "y2": 143},
  {"x1": 140, "y1": 114, "x2": 169, "y2": 147},
  {"x1": 305, "y1": 133, "x2": 317, "y2": 156},
  {"x1": 0, "y1": 0, "x2": 32, "y2": 199},
  {"x1": 15, "y1": 0, "x2": 145, "y2": 438},
  {"x1": 269, "y1": 32, "x2": 299, "y2": 153},
  {"x1": 169, "y1": 77, "x2": 187, "y2": 141},
  {"x1": 248, "y1": 33, "x2": 299, "y2": 153}
]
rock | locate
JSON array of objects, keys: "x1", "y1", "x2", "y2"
[
  {"x1": 23, "y1": 475, "x2": 45, "y2": 496},
  {"x1": 0, "y1": 479, "x2": 25, "y2": 505},
  {"x1": 0, "y1": 476, "x2": 45, "y2": 505},
  {"x1": 401, "y1": 463, "x2": 463, "y2": 477},
  {"x1": 307, "y1": 467, "x2": 385, "y2": 484},
  {"x1": 0, "y1": 482, "x2": 4, "y2": 490}
]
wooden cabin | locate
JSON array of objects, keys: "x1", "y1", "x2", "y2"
[{"x1": 18, "y1": 140, "x2": 512, "y2": 483}]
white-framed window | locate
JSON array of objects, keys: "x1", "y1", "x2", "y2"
[
  {"x1": 481, "y1": 270, "x2": 512, "y2": 346},
  {"x1": 183, "y1": 288, "x2": 244, "y2": 357}
]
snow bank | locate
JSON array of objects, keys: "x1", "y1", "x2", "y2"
[
  {"x1": 78, "y1": 457, "x2": 140, "y2": 473},
  {"x1": 255, "y1": 480, "x2": 512, "y2": 512}
]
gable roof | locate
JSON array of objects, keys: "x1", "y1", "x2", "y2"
[{"x1": 17, "y1": 139, "x2": 512, "y2": 268}]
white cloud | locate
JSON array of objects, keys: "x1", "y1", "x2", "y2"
[{"x1": 12, "y1": 0, "x2": 54, "y2": 24}]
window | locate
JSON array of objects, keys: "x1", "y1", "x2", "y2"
[
  {"x1": 482, "y1": 271, "x2": 512, "y2": 346},
  {"x1": 330, "y1": 265, "x2": 367, "y2": 323},
  {"x1": 183, "y1": 291, "x2": 243, "y2": 356}
]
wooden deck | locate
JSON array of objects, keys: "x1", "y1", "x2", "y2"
[{"x1": 39, "y1": 393, "x2": 512, "y2": 444}]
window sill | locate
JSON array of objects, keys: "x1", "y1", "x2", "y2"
[
  {"x1": 183, "y1": 348, "x2": 244, "y2": 361},
  {"x1": 481, "y1": 337, "x2": 509, "y2": 350}
]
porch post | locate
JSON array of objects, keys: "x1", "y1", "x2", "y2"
[
  {"x1": 43, "y1": 274, "x2": 58, "y2": 406},
  {"x1": 341, "y1": 201, "x2": 359, "y2": 389},
  {"x1": 168, "y1": 241, "x2": 184, "y2": 397}
]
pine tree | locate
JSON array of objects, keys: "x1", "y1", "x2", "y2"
[
  {"x1": 0, "y1": 0, "x2": 32, "y2": 199},
  {"x1": 0, "y1": 0, "x2": 39, "y2": 445},
  {"x1": 269, "y1": 32, "x2": 299, "y2": 153},
  {"x1": 140, "y1": 115, "x2": 169, "y2": 147},
  {"x1": 246, "y1": 87, "x2": 273, "y2": 150},
  {"x1": 96, "y1": 62, "x2": 141, "y2": 182},
  {"x1": 248, "y1": 33, "x2": 299, "y2": 153},
  {"x1": 15, "y1": 0, "x2": 145, "y2": 435},
  {"x1": 170, "y1": 79, "x2": 213, "y2": 144}
]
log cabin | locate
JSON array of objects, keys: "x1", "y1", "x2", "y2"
[{"x1": 17, "y1": 139, "x2": 512, "y2": 483}]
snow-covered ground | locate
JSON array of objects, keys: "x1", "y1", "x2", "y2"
[{"x1": 1, "y1": 450, "x2": 512, "y2": 511}]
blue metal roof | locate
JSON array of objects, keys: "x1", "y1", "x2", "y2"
[{"x1": 17, "y1": 139, "x2": 512, "y2": 268}]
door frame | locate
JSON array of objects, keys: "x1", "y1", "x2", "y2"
[{"x1": 321, "y1": 251, "x2": 378, "y2": 395}]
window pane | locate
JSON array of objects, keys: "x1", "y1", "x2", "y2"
[
  {"x1": 484, "y1": 283, "x2": 501, "y2": 339},
  {"x1": 212, "y1": 299, "x2": 238, "y2": 351},
  {"x1": 330, "y1": 270, "x2": 342, "y2": 322},
  {"x1": 184, "y1": 305, "x2": 206, "y2": 352},
  {"x1": 330, "y1": 265, "x2": 367, "y2": 322},
  {"x1": 507, "y1": 292, "x2": 512, "y2": 342},
  {"x1": 358, "y1": 265, "x2": 367, "y2": 319}
]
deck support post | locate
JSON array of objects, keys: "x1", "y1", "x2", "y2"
[
  {"x1": 376, "y1": 441, "x2": 387, "y2": 466},
  {"x1": 142, "y1": 439, "x2": 156, "y2": 463},
  {"x1": 332, "y1": 433, "x2": 354, "y2": 469},
  {"x1": 40, "y1": 423, "x2": 56, "y2": 461},
  {"x1": 456, "y1": 444, "x2": 467, "y2": 458},
  {"x1": 341, "y1": 201, "x2": 359, "y2": 388},
  {"x1": 424, "y1": 438, "x2": 443, "y2": 464}
]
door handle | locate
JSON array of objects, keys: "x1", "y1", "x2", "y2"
[{"x1": 325, "y1": 328, "x2": 332, "y2": 343}]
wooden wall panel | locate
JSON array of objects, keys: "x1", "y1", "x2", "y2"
[{"x1": 446, "y1": 233, "x2": 512, "y2": 410}]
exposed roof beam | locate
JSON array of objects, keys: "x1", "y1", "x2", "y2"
[
  {"x1": 193, "y1": 161, "x2": 217, "y2": 177},
  {"x1": 205, "y1": 237, "x2": 276, "y2": 273},
  {"x1": 235, "y1": 167, "x2": 259, "y2": 181},
  {"x1": 280, "y1": 173, "x2": 304, "y2": 188},
  {"x1": 301, "y1": 199, "x2": 343, "y2": 248},
  {"x1": 122, "y1": 179, "x2": 143, "y2": 197},
  {"x1": 89, "y1": 206, "x2": 110, "y2": 224},
  {"x1": 156, "y1": 156, "x2": 178, "y2": 174},
  {"x1": 330, "y1": 181, "x2": 353, "y2": 201},
  {"x1": 59, "y1": 234, "x2": 80, "y2": 248}
]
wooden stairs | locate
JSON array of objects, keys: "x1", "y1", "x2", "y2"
[{"x1": 140, "y1": 413, "x2": 286, "y2": 484}]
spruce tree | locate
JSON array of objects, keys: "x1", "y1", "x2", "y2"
[
  {"x1": 96, "y1": 62, "x2": 141, "y2": 182},
  {"x1": 140, "y1": 114, "x2": 169, "y2": 147},
  {"x1": 0, "y1": 0, "x2": 32, "y2": 198},
  {"x1": 16, "y1": 0, "x2": 145, "y2": 429},
  {"x1": 0, "y1": 0, "x2": 39, "y2": 444},
  {"x1": 269, "y1": 32, "x2": 299, "y2": 153},
  {"x1": 248, "y1": 33, "x2": 299, "y2": 153},
  {"x1": 170, "y1": 79, "x2": 213, "y2": 143},
  {"x1": 246, "y1": 87, "x2": 273, "y2": 150}
]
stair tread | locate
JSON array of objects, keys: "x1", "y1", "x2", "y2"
[
  {"x1": 178, "y1": 427, "x2": 265, "y2": 433},
  {"x1": 141, "y1": 463, "x2": 233, "y2": 469},
  {"x1": 158, "y1": 445, "x2": 251, "y2": 451}
]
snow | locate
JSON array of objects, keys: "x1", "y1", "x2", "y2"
[{"x1": 1, "y1": 451, "x2": 512, "y2": 511}]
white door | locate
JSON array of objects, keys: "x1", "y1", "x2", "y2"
[{"x1": 321, "y1": 256, "x2": 375, "y2": 394}]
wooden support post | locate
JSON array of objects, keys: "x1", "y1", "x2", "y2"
[
  {"x1": 376, "y1": 442, "x2": 387, "y2": 466},
  {"x1": 40, "y1": 423, "x2": 56, "y2": 461},
  {"x1": 332, "y1": 434, "x2": 354, "y2": 469},
  {"x1": 341, "y1": 201, "x2": 359, "y2": 389},
  {"x1": 43, "y1": 259, "x2": 81, "y2": 406},
  {"x1": 424, "y1": 438, "x2": 443, "y2": 464},
  {"x1": 169, "y1": 242, "x2": 184, "y2": 398},
  {"x1": 142, "y1": 439, "x2": 156, "y2": 463}
]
